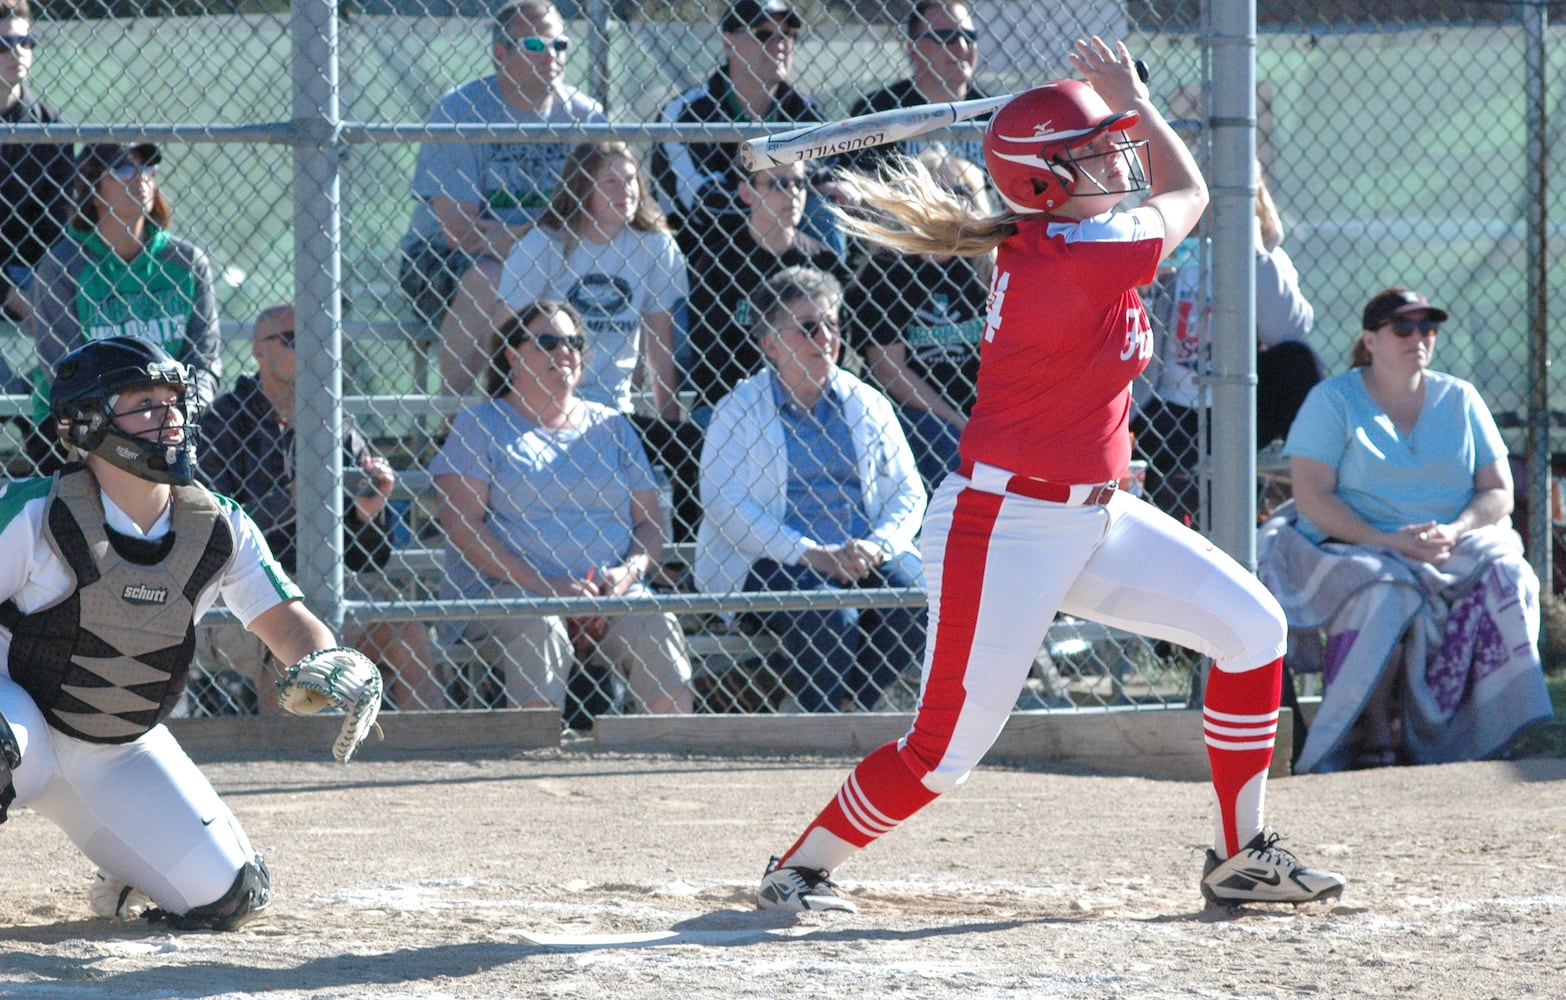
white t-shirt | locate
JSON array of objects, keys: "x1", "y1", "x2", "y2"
[{"x1": 497, "y1": 225, "x2": 687, "y2": 412}]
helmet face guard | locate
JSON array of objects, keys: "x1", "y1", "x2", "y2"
[
  {"x1": 50, "y1": 337, "x2": 201, "y2": 486},
  {"x1": 984, "y1": 80, "x2": 1149, "y2": 214}
]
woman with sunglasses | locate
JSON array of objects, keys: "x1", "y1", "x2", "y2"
[
  {"x1": 1258, "y1": 287, "x2": 1550, "y2": 772},
  {"x1": 696, "y1": 266, "x2": 926, "y2": 715},
  {"x1": 30, "y1": 143, "x2": 220, "y2": 463},
  {"x1": 496, "y1": 141, "x2": 705, "y2": 542},
  {"x1": 432, "y1": 299, "x2": 693, "y2": 719}
]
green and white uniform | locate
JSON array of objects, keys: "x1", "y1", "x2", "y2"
[{"x1": 0, "y1": 468, "x2": 297, "y2": 916}]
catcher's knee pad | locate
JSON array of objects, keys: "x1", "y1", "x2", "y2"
[
  {"x1": 0, "y1": 708, "x2": 19, "y2": 824},
  {"x1": 152, "y1": 857, "x2": 271, "y2": 932}
]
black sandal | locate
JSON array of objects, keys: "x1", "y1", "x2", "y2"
[{"x1": 1350, "y1": 746, "x2": 1398, "y2": 769}]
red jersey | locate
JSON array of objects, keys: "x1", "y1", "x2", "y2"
[{"x1": 959, "y1": 207, "x2": 1164, "y2": 484}]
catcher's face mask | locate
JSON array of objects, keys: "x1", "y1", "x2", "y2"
[{"x1": 51, "y1": 337, "x2": 202, "y2": 486}]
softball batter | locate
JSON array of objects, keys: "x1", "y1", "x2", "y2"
[
  {"x1": 758, "y1": 37, "x2": 1347, "y2": 912},
  {"x1": 0, "y1": 337, "x2": 380, "y2": 930}
]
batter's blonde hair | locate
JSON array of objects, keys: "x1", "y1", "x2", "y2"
[{"x1": 830, "y1": 156, "x2": 1019, "y2": 258}]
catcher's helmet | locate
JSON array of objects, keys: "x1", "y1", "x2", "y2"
[
  {"x1": 983, "y1": 80, "x2": 1145, "y2": 215},
  {"x1": 50, "y1": 336, "x2": 200, "y2": 485}
]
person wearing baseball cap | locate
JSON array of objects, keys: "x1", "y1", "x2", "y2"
[
  {"x1": 1360, "y1": 286, "x2": 1449, "y2": 332},
  {"x1": 28, "y1": 137, "x2": 221, "y2": 473},
  {"x1": 650, "y1": 0, "x2": 822, "y2": 242},
  {"x1": 720, "y1": 0, "x2": 801, "y2": 35},
  {"x1": 1269, "y1": 283, "x2": 1549, "y2": 773},
  {"x1": 74, "y1": 141, "x2": 161, "y2": 193}
]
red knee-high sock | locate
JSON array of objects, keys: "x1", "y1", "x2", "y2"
[
  {"x1": 1203, "y1": 657, "x2": 1282, "y2": 857},
  {"x1": 778, "y1": 741, "x2": 940, "y2": 871}
]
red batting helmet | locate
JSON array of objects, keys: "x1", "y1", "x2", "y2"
[{"x1": 983, "y1": 80, "x2": 1143, "y2": 214}]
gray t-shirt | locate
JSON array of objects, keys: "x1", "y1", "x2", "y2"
[
  {"x1": 431, "y1": 397, "x2": 659, "y2": 598},
  {"x1": 497, "y1": 225, "x2": 687, "y2": 412},
  {"x1": 404, "y1": 76, "x2": 607, "y2": 246}
]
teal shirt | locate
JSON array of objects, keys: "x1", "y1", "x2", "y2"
[{"x1": 71, "y1": 227, "x2": 198, "y2": 351}]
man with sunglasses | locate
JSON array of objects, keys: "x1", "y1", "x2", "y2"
[
  {"x1": 651, "y1": 0, "x2": 824, "y2": 252},
  {"x1": 0, "y1": 1, "x2": 74, "y2": 330},
  {"x1": 839, "y1": 1, "x2": 990, "y2": 174},
  {"x1": 196, "y1": 304, "x2": 446, "y2": 714},
  {"x1": 398, "y1": 0, "x2": 605, "y2": 328}
]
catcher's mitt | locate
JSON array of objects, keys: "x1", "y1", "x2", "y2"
[{"x1": 277, "y1": 646, "x2": 383, "y2": 763}]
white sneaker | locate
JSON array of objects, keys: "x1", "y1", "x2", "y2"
[
  {"x1": 756, "y1": 856, "x2": 858, "y2": 913},
  {"x1": 90, "y1": 870, "x2": 154, "y2": 920},
  {"x1": 1201, "y1": 829, "x2": 1347, "y2": 907}
]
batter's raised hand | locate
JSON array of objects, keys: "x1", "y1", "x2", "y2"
[{"x1": 1069, "y1": 37, "x2": 1147, "y2": 109}]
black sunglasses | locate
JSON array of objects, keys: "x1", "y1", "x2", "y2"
[
  {"x1": 0, "y1": 34, "x2": 37, "y2": 51},
  {"x1": 524, "y1": 332, "x2": 587, "y2": 353},
  {"x1": 787, "y1": 318, "x2": 838, "y2": 341},
  {"x1": 915, "y1": 27, "x2": 978, "y2": 46},
  {"x1": 750, "y1": 24, "x2": 799, "y2": 44},
  {"x1": 261, "y1": 328, "x2": 295, "y2": 347},
  {"x1": 1384, "y1": 317, "x2": 1442, "y2": 338},
  {"x1": 758, "y1": 175, "x2": 809, "y2": 193}
]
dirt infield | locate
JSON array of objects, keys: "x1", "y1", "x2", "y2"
[{"x1": 3, "y1": 746, "x2": 1565, "y2": 999}]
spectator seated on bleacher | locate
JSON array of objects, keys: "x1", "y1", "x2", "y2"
[
  {"x1": 1258, "y1": 287, "x2": 1551, "y2": 772},
  {"x1": 396, "y1": 0, "x2": 605, "y2": 394},
  {"x1": 496, "y1": 141, "x2": 704, "y2": 544},
  {"x1": 29, "y1": 143, "x2": 221, "y2": 471},
  {"x1": 696, "y1": 267, "x2": 926, "y2": 713},
  {"x1": 838, "y1": 1, "x2": 989, "y2": 176},
  {"x1": 684, "y1": 159, "x2": 848, "y2": 426},
  {"x1": 197, "y1": 303, "x2": 445, "y2": 713},
  {"x1": 1, "y1": 0, "x2": 76, "y2": 334},
  {"x1": 1133, "y1": 162, "x2": 1322, "y2": 525},
  {"x1": 844, "y1": 150, "x2": 990, "y2": 493},
  {"x1": 432, "y1": 298, "x2": 693, "y2": 718},
  {"x1": 650, "y1": 0, "x2": 843, "y2": 262}
]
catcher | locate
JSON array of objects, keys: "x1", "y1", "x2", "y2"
[{"x1": 0, "y1": 337, "x2": 381, "y2": 931}]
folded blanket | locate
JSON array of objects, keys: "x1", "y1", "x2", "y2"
[{"x1": 1258, "y1": 501, "x2": 1552, "y2": 773}]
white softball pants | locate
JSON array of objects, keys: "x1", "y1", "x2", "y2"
[
  {"x1": 1, "y1": 676, "x2": 257, "y2": 913},
  {"x1": 908, "y1": 469, "x2": 1287, "y2": 794}
]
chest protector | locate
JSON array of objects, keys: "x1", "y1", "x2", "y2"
[{"x1": 0, "y1": 468, "x2": 235, "y2": 743}]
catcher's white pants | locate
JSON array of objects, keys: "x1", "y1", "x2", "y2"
[
  {"x1": 908, "y1": 469, "x2": 1286, "y2": 793},
  {"x1": 0, "y1": 676, "x2": 257, "y2": 914}
]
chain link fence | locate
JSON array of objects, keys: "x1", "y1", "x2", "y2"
[{"x1": 2, "y1": 0, "x2": 1559, "y2": 727}]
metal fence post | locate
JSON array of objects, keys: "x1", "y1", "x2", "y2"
[
  {"x1": 292, "y1": 0, "x2": 347, "y2": 631},
  {"x1": 1523, "y1": 2, "x2": 1554, "y2": 593},
  {"x1": 1207, "y1": 0, "x2": 1258, "y2": 569}
]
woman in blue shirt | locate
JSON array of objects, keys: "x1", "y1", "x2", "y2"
[{"x1": 1263, "y1": 287, "x2": 1551, "y2": 771}]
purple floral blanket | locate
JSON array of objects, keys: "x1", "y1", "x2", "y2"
[{"x1": 1258, "y1": 502, "x2": 1552, "y2": 773}]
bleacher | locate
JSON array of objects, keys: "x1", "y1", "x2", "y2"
[{"x1": 0, "y1": 317, "x2": 1164, "y2": 716}]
